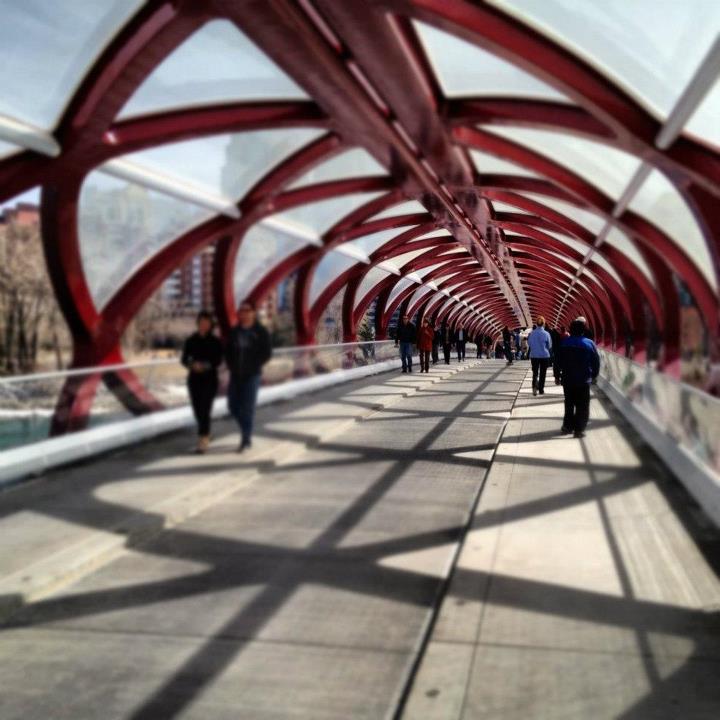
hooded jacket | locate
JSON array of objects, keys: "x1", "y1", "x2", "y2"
[{"x1": 558, "y1": 335, "x2": 600, "y2": 386}]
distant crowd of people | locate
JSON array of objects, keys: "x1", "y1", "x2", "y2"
[
  {"x1": 182, "y1": 306, "x2": 599, "y2": 453},
  {"x1": 394, "y1": 314, "x2": 472, "y2": 373},
  {"x1": 393, "y1": 313, "x2": 600, "y2": 438},
  {"x1": 181, "y1": 302, "x2": 271, "y2": 454}
]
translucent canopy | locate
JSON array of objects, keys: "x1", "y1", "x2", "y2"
[
  {"x1": 370, "y1": 200, "x2": 428, "y2": 220},
  {"x1": 79, "y1": 171, "x2": 213, "y2": 309},
  {"x1": 586, "y1": 250, "x2": 624, "y2": 288},
  {"x1": 388, "y1": 277, "x2": 417, "y2": 305},
  {"x1": 0, "y1": 140, "x2": 20, "y2": 161},
  {"x1": 387, "y1": 247, "x2": 435, "y2": 270},
  {"x1": 491, "y1": 200, "x2": 533, "y2": 215},
  {"x1": 602, "y1": 226, "x2": 655, "y2": 287},
  {"x1": 514, "y1": 192, "x2": 607, "y2": 234},
  {"x1": 288, "y1": 148, "x2": 387, "y2": 190},
  {"x1": 234, "y1": 221, "x2": 309, "y2": 304},
  {"x1": 408, "y1": 285, "x2": 434, "y2": 308},
  {"x1": 2, "y1": 2, "x2": 717, "y2": 363},
  {"x1": 685, "y1": 79, "x2": 720, "y2": 150},
  {"x1": 0, "y1": 0, "x2": 144, "y2": 129},
  {"x1": 479, "y1": 125, "x2": 642, "y2": 200},
  {"x1": 272, "y1": 192, "x2": 384, "y2": 240},
  {"x1": 117, "y1": 129, "x2": 324, "y2": 202},
  {"x1": 414, "y1": 262, "x2": 450, "y2": 280},
  {"x1": 336, "y1": 227, "x2": 411, "y2": 259},
  {"x1": 628, "y1": 168, "x2": 717, "y2": 291},
  {"x1": 413, "y1": 21, "x2": 570, "y2": 101},
  {"x1": 471, "y1": 149, "x2": 541, "y2": 178},
  {"x1": 488, "y1": 0, "x2": 720, "y2": 120},
  {"x1": 309, "y1": 251, "x2": 359, "y2": 305},
  {"x1": 120, "y1": 19, "x2": 309, "y2": 119},
  {"x1": 355, "y1": 266, "x2": 392, "y2": 309},
  {"x1": 411, "y1": 229, "x2": 453, "y2": 243}
]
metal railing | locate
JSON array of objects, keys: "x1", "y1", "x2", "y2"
[{"x1": 0, "y1": 340, "x2": 398, "y2": 451}]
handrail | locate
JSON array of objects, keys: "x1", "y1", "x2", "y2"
[{"x1": 0, "y1": 340, "x2": 395, "y2": 385}]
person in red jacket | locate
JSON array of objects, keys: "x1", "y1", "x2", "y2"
[{"x1": 418, "y1": 317, "x2": 435, "y2": 373}]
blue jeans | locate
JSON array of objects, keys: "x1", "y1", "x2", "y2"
[
  {"x1": 227, "y1": 374, "x2": 261, "y2": 445},
  {"x1": 399, "y1": 342, "x2": 413, "y2": 371}
]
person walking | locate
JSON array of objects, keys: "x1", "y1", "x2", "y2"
[
  {"x1": 395, "y1": 313, "x2": 416, "y2": 373},
  {"x1": 527, "y1": 316, "x2": 552, "y2": 396},
  {"x1": 431, "y1": 324, "x2": 440, "y2": 365},
  {"x1": 475, "y1": 331, "x2": 483, "y2": 358},
  {"x1": 418, "y1": 317, "x2": 434, "y2": 373},
  {"x1": 502, "y1": 326, "x2": 513, "y2": 364},
  {"x1": 181, "y1": 310, "x2": 223, "y2": 453},
  {"x1": 454, "y1": 325, "x2": 467, "y2": 362},
  {"x1": 558, "y1": 317, "x2": 600, "y2": 438},
  {"x1": 440, "y1": 322, "x2": 453, "y2": 364},
  {"x1": 226, "y1": 301, "x2": 272, "y2": 452},
  {"x1": 520, "y1": 332, "x2": 529, "y2": 360},
  {"x1": 550, "y1": 325, "x2": 561, "y2": 384},
  {"x1": 484, "y1": 334, "x2": 492, "y2": 359}
]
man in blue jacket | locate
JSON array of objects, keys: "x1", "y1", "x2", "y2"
[
  {"x1": 527, "y1": 315, "x2": 552, "y2": 396},
  {"x1": 558, "y1": 317, "x2": 600, "y2": 438}
]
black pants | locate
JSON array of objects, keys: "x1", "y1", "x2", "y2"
[
  {"x1": 476, "y1": 344, "x2": 482, "y2": 358},
  {"x1": 456, "y1": 341, "x2": 466, "y2": 361},
  {"x1": 443, "y1": 343, "x2": 451, "y2": 364},
  {"x1": 419, "y1": 349, "x2": 431, "y2": 372},
  {"x1": 188, "y1": 373, "x2": 218, "y2": 436},
  {"x1": 531, "y1": 357, "x2": 550, "y2": 393},
  {"x1": 431, "y1": 343, "x2": 439, "y2": 363},
  {"x1": 503, "y1": 341, "x2": 513, "y2": 363},
  {"x1": 563, "y1": 384, "x2": 591, "y2": 432}
]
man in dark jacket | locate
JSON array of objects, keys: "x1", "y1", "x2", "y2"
[
  {"x1": 440, "y1": 322, "x2": 453, "y2": 364},
  {"x1": 558, "y1": 317, "x2": 600, "y2": 438},
  {"x1": 394, "y1": 313, "x2": 416, "y2": 373},
  {"x1": 432, "y1": 325, "x2": 441, "y2": 364},
  {"x1": 454, "y1": 325, "x2": 467, "y2": 362},
  {"x1": 502, "y1": 326, "x2": 513, "y2": 364},
  {"x1": 226, "y1": 301, "x2": 272, "y2": 451}
]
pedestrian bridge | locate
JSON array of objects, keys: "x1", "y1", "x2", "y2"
[
  {"x1": 2, "y1": 1, "x2": 720, "y2": 717},
  {"x1": 1, "y1": 360, "x2": 718, "y2": 720}
]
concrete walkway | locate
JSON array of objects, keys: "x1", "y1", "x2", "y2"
[
  {"x1": 0, "y1": 360, "x2": 523, "y2": 719},
  {"x1": 403, "y1": 369, "x2": 720, "y2": 719},
  {"x1": 1, "y1": 361, "x2": 718, "y2": 719}
]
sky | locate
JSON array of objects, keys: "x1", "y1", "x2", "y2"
[{"x1": 1, "y1": 187, "x2": 40, "y2": 210}]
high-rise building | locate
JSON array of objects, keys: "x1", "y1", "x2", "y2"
[{"x1": 163, "y1": 246, "x2": 216, "y2": 311}]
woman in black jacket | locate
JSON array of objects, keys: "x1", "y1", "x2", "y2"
[{"x1": 181, "y1": 310, "x2": 223, "y2": 453}]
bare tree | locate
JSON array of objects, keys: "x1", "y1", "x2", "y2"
[{"x1": 0, "y1": 222, "x2": 69, "y2": 374}]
